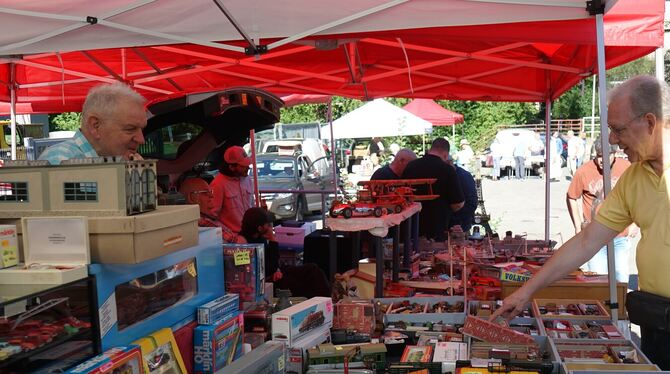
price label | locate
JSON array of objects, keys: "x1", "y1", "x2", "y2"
[
  {"x1": 234, "y1": 250, "x2": 250, "y2": 266},
  {"x1": 187, "y1": 262, "x2": 197, "y2": 277}
]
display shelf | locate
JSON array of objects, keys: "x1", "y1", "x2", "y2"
[
  {"x1": 0, "y1": 276, "x2": 99, "y2": 373},
  {"x1": 0, "y1": 328, "x2": 92, "y2": 369},
  {"x1": 376, "y1": 296, "x2": 466, "y2": 324}
]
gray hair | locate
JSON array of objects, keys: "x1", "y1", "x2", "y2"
[
  {"x1": 609, "y1": 75, "x2": 670, "y2": 123},
  {"x1": 394, "y1": 148, "x2": 417, "y2": 163},
  {"x1": 81, "y1": 83, "x2": 146, "y2": 126}
]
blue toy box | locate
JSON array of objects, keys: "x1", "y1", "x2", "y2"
[
  {"x1": 194, "y1": 312, "x2": 244, "y2": 373},
  {"x1": 197, "y1": 293, "x2": 239, "y2": 325},
  {"x1": 89, "y1": 228, "x2": 226, "y2": 350}
]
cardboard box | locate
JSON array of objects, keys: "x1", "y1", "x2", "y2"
[
  {"x1": 533, "y1": 298, "x2": 610, "y2": 320},
  {"x1": 220, "y1": 340, "x2": 286, "y2": 374},
  {"x1": 197, "y1": 293, "x2": 239, "y2": 325},
  {"x1": 376, "y1": 296, "x2": 466, "y2": 324},
  {"x1": 552, "y1": 339, "x2": 652, "y2": 365},
  {"x1": 462, "y1": 315, "x2": 537, "y2": 346},
  {"x1": 133, "y1": 327, "x2": 188, "y2": 374},
  {"x1": 194, "y1": 313, "x2": 244, "y2": 373},
  {"x1": 0, "y1": 225, "x2": 18, "y2": 268},
  {"x1": 286, "y1": 324, "x2": 331, "y2": 373},
  {"x1": 275, "y1": 222, "x2": 316, "y2": 250},
  {"x1": 272, "y1": 297, "x2": 333, "y2": 346},
  {"x1": 333, "y1": 300, "x2": 375, "y2": 335},
  {"x1": 64, "y1": 346, "x2": 144, "y2": 374},
  {"x1": 0, "y1": 217, "x2": 89, "y2": 284},
  {"x1": 87, "y1": 205, "x2": 199, "y2": 263},
  {"x1": 502, "y1": 280, "x2": 628, "y2": 319},
  {"x1": 223, "y1": 244, "x2": 265, "y2": 303},
  {"x1": 1, "y1": 205, "x2": 199, "y2": 264}
]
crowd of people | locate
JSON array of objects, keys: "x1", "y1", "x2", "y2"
[{"x1": 37, "y1": 75, "x2": 670, "y2": 369}]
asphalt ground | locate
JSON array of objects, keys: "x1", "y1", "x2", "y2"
[{"x1": 481, "y1": 172, "x2": 638, "y2": 276}]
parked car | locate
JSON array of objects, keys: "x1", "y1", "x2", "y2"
[
  {"x1": 260, "y1": 138, "x2": 332, "y2": 176},
  {"x1": 138, "y1": 87, "x2": 283, "y2": 191},
  {"x1": 256, "y1": 152, "x2": 334, "y2": 220}
]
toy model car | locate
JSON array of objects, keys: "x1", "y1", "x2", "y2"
[
  {"x1": 469, "y1": 275, "x2": 501, "y2": 288},
  {"x1": 329, "y1": 200, "x2": 384, "y2": 219}
]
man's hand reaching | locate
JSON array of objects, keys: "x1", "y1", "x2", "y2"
[{"x1": 489, "y1": 290, "x2": 531, "y2": 322}]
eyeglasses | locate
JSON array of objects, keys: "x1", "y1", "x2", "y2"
[
  {"x1": 608, "y1": 113, "x2": 644, "y2": 137},
  {"x1": 190, "y1": 189, "x2": 213, "y2": 197}
]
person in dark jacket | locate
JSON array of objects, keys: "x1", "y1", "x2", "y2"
[
  {"x1": 241, "y1": 207, "x2": 330, "y2": 298},
  {"x1": 402, "y1": 138, "x2": 465, "y2": 240}
]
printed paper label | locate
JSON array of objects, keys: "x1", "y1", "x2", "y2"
[{"x1": 99, "y1": 292, "x2": 118, "y2": 337}]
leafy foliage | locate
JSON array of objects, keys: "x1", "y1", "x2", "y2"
[
  {"x1": 48, "y1": 112, "x2": 81, "y2": 132},
  {"x1": 279, "y1": 97, "x2": 365, "y2": 124}
]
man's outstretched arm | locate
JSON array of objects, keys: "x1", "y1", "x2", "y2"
[{"x1": 490, "y1": 220, "x2": 617, "y2": 320}]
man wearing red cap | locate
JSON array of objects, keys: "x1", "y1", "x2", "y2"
[{"x1": 210, "y1": 146, "x2": 255, "y2": 242}]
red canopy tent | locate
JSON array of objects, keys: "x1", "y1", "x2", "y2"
[
  {"x1": 403, "y1": 98, "x2": 465, "y2": 137},
  {"x1": 0, "y1": 0, "x2": 662, "y2": 114}
]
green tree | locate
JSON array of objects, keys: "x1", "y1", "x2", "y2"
[
  {"x1": 49, "y1": 112, "x2": 81, "y2": 132},
  {"x1": 279, "y1": 97, "x2": 365, "y2": 124},
  {"x1": 606, "y1": 54, "x2": 655, "y2": 87},
  {"x1": 553, "y1": 79, "x2": 593, "y2": 119}
]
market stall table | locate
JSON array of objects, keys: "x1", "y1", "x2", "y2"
[{"x1": 325, "y1": 202, "x2": 421, "y2": 297}]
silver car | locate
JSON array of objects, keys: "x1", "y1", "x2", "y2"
[{"x1": 256, "y1": 153, "x2": 334, "y2": 220}]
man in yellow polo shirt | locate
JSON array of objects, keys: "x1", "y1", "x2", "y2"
[{"x1": 492, "y1": 75, "x2": 670, "y2": 369}]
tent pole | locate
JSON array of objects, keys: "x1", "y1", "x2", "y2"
[
  {"x1": 655, "y1": 48, "x2": 665, "y2": 81},
  {"x1": 250, "y1": 129, "x2": 261, "y2": 207},
  {"x1": 544, "y1": 97, "x2": 551, "y2": 242},
  {"x1": 326, "y1": 99, "x2": 337, "y2": 225},
  {"x1": 591, "y1": 75, "x2": 597, "y2": 139},
  {"x1": 9, "y1": 63, "x2": 16, "y2": 160},
  {"x1": 595, "y1": 12, "x2": 618, "y2": 323}
]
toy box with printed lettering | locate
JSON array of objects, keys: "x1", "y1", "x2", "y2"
[
  {"x1": 193, "y1": 312, "x2": 244, "y2": 373},
  {"x1": 223, "y1": 244, "x2": 264, "y2": 303},
  {"x1": 133, "y1": 327, "x2": 188, "y2": 374},
  {"x1": 0, "y1": 217, "x2": 89, "y2": 284},
  {"x1": 65, "y1": 346, "x2": 144, "y2": 374},
  {"x1": 197, "y1": 293, "x2": 239, "y2": 325},
  {"x1": 271, "y1": 296, "x2": 333, "y2": 346}
]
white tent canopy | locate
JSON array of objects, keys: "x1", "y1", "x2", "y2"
[
  {"x1": 0, "y1": 0, "x2": 618, "y2": 56},
  {"x1": 323, "y1": 99, "x2": 432, "y2": 139}
]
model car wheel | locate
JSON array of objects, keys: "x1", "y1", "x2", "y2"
[
  {"x1": 343, "y1": 208, "x2": 353, "y2": 219},
  {"x1": 394, "y1": 205, "x2": 402, "y2": 214},
  {"x1": 329, "y1": 208, "x2": 338, "y2": 218},
  {"x1": 373, "y1": 207, "x2": 383, "y2": 217}
]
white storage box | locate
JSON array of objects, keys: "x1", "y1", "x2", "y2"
[
  {"x1": 0, "y1": 217, "x2": 89, "y2": 284},
  {"x1": 272, "y1": 296, "x2": 333, "y2": 346},
  {"x1": 2, "y1": 205, "x2": 199, "y2": 264},
  {"x1": 275, "y1": 222, "x2": 317, "y2": 250}
]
